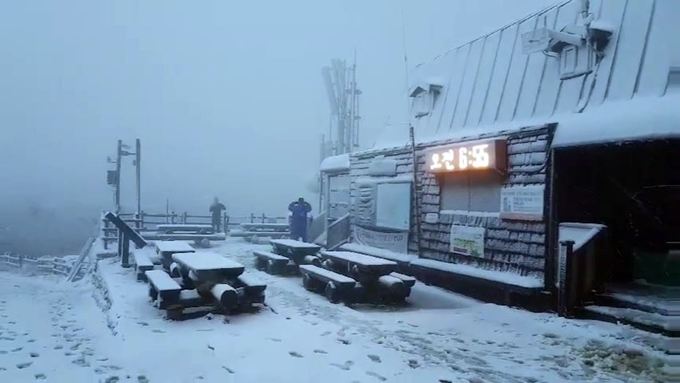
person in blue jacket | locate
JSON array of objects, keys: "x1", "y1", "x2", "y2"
[{"x1": 288, "y1": 197, "x2": 312, "y2": 242}]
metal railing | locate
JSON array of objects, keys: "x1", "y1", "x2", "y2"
[
  {"x1": 0, "y1": 252, "x2": 88, "y2": 280},
  {"x1": 114, "y1": 211, "x2": 288, "y2": 233}
]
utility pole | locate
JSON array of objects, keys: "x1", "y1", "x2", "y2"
[
  {"x1": 135, "y1": 139, "x2": 141, "y2": 217},
  {"x1": 115, "y1": 139, "x2": 122, "y2": 213}
]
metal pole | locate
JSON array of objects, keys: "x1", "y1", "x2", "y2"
[
  {"x1": 115, "y1": 140, "x2": 122, "y2": 213},
  {"x1": 409, "y1": 125, "x2": 422, "y2": 254},
  {"x1": 136, "y1": 139, "x2": 141, "y2": 217}
]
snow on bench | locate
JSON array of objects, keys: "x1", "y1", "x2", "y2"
[
  {"x1": 240, "y1": 223, "x2": 289, "y2": 230},
  {"x1": 390, "y1": 272, "x2": 416, "y2": 288},
  {"x1": 145, "y1": 270, "x2": 182, "y2": 292},
  {"x1": 253, "y1": 250, "x2": 289, "y2": 263},
  {"x1": 410, "y1": 258, "x2": 543, "y2": 289},
  {"x1": 155, "y1": 240, "x2": 195, "y2": 254},
  {"x1": 321, "y1": 251, "x2": 397, "y2": 268},
  {"x1": 157, "y1": 224, "x2": 213, "y2": 232},
  {"x1": 133, "y1": 251, "x2": 154, "y2": 272},
  {"x1": 339, "y1": 243, "x2": 417, "y2": 265},
  {"x1": 270, "y1": 239, "x2": 321, "y2": 250},
  {"x1": 172, "y1": 252, "x2": 244, "y2": 274},
  {"x1": 299, "y1": 265, "x2": 356, "y2": 288},
  {"x1": 237, "y1": 273, "x2": 267, "y2": 294}
]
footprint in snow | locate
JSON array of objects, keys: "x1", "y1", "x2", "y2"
[
  {"x1": 408, "y1": 359, "x2": 419, "y2": 368},
  {"x1": 366, "y1": 371, "x2": 387, "y2": 381},
  {"x1": 268, "y1": 338, "x2": 282, "y2": 342},
  {"x1": 16, "y1": 361, "x2": 33, "y2": 369},
  {"x1": 137, "y1": 375, "x2": 150, "y2": 383},
  {"x1": 72, "y1": 357, "x2": 90, "y2": 367},
  {"x1": 30, "y1": 352, "x2": 40, "y2": 358},
  {"x1": 35, "y1": 373, "x2": 47, "y2": 380},
  {"x1": 367, "y1": 354, "x2": 381, "y2": 363},
  {"x1": 289, "y1": 351, "x2": 303, "y2": 358},
  {"x1": 337, "y1": 338, "x2": 351, "y2": 345},
  {"x1": 330, "y1": 360, "x2": 354, "y2": 371},
  {"x1": 152, "y1": 329, "x2": 165, "y2": 334},
  {"x1": 103, "y1": 376, "x2": 120, "y2": 383},
  {"x1": 12, "y1": 347, "x2": 23, "y2": 352},
  {"x1": 321, "y1": 331, "x2": 331, "y2": 336},
  {"x1": 54, "y1": 345, "x2": 63, "y2": 350},
  {"x1": 313, "y1": 349, "x2": 328, "y2": 354}
]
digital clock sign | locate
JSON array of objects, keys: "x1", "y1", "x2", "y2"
[{"x1": 425, "y1": 138, "x2": 507, "y2": 173}]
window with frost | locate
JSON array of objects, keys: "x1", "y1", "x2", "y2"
[{"x1": 440, "y1": 171, "x2": 502, "y2": 213}]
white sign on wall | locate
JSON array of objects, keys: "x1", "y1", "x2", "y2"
[
  {"x1": 500, "y1": 185, "x2": 545, "y2": 221},
  {"x1": 354, "y1": 226, "x2": 408, "y2": 254},
  {"x1": 375, "y1": 182, "x2": 411, "y2": 231},
  {"x1": 449, "y1": 225, "x2": 485, "y2": 257}
]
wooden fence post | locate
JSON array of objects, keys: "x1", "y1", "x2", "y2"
[
  {"x1": 121, "y1": 233, "x2": 131, "y2": 268},
  {"x1": 171, "y1": 211, "x2": 176, "y2": 224},
  {"x1": 182, "y1": 212, "x2": 188, "y2": 224},
  {"x1": 223, "y1": 213, "x2": 229, "y2": 234},
  {"x1": 261, "y1": 213, "x2": 266, "y2": 223},
  {"x1": 250, "y1": 213, "x2": 255, "y2": 223}
]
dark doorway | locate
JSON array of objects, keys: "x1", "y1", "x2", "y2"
[{"x1": 554, "y1": 139, "x2": 680, "y2": 285}]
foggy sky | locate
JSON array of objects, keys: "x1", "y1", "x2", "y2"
[{"x1": 0, "y1": 0, "x2": 555, "y2": 223}]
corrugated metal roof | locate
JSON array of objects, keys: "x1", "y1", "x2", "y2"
[{"x1": 374, "y1": 0, "x2": 680, "y2": 149}]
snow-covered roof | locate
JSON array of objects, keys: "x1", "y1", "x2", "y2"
[
  {"x1": 553, "y1": 96, "x2": 680, "y2": 147},
  {"x1": 371, "y1": 0, "x2": 680, "y2": 150},
  {"x1": 319, "y1": 153, "x2": 350, "y2": 172}
]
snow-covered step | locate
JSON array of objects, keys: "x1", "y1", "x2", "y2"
[
  {"x1": 596, "y1": 292, "x2": 678, "y2": 316},
  {"x1": 583, "y1": 305, "x2": 680, "y2": 336}
]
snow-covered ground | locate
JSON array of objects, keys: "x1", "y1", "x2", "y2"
[{"x1": 0, "y1": 238, "x2": 672, "y2": 383}]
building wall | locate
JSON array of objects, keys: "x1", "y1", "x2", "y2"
[
  {"x1": 350, "y1": 125, "x2": 554, "y2": 280},
  {"x1": 416, "y1": 125, "x2": 553, "y2": 280}
]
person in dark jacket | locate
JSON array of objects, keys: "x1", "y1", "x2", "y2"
[
  {"x1": 209, "y1": 197, "x2": 226, "y2": 233},
  {"x1": 288, "y1": 197, "x2": 312, "y2": 242}
]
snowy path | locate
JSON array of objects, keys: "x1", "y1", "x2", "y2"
[
  {"x1": 0, "y1": 238, "x2": 669, "y2": 382},
  {"x1": 0, "y1": 275, "x2": 142, "y2": 382}
]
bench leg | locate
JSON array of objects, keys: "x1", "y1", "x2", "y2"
[
  {"x1": 166, "y1": 306, "x2": 183, "y2": 321},
  {"x1": 325, "y1": 282, "x2": 341, "y2": 304}
]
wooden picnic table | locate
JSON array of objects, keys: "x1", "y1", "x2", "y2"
[
  {"x1": 270, "y1": 239, "x2": 321, "y2": 258},
  {"x1": 320, "y1": 250, "x2": 398, "y2": 276},
  {"x1": 172, "y1": 252, "x2": 244, "y2": 279},
  {"x1": 155, "y1": 240, "x2": 195, "y2": 254}
]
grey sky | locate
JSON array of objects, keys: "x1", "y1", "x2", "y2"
[{"x1": 0, "y1": 0, "x2": 554, "y2": 220}]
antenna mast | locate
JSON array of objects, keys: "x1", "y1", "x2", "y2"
[{"x1": 320, "y1": 57, "x2": 361, "y2": 160}]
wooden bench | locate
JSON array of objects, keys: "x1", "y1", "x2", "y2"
[
  {"x1": 145, "y1": 270, "x2": 182, "y2": 311},
  {"x1": 253, "y1": 250, "x2": 290, "y2": 274},
  {"x1": 133, "y1": 250, "x2": 155, "y2": 281},
  {"x1": 236, "y1": 274, "x2": 267, "y2": 295},
  {"x1": 299, "y1": 265, "x2": 356, "y2": 303},
  {"x1": 390, "y1": 272, "x2": 417, "y2": 288}
]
